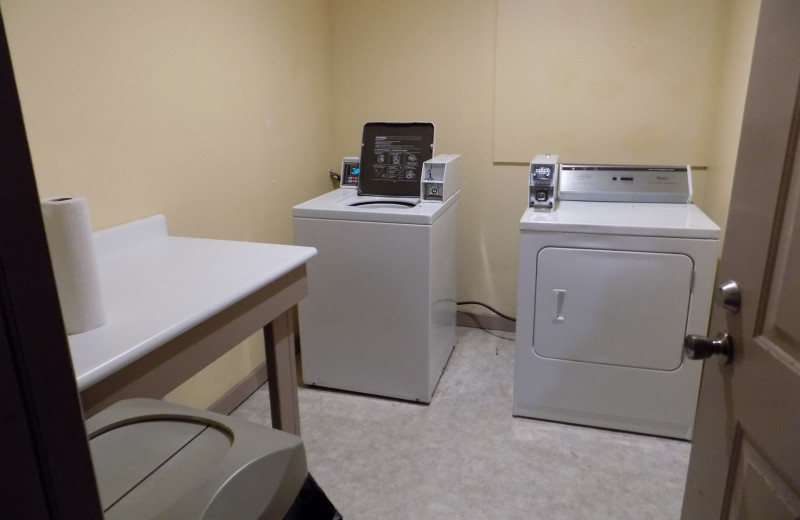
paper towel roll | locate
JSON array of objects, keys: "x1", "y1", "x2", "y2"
[{"x1": 41, "y1": 196, "x2": 107, "y2": 334}]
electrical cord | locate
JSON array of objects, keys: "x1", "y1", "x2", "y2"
[{"x1": 457, "y1": 301, "x2": 516, "y2": 322}]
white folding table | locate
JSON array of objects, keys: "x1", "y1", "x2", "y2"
[{"x1": 68, "y1": 215, "x2": 316, "y2": 435}]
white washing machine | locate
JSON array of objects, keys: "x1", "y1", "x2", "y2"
[
  {"x1": 293, "y1": 124, "x2": 460, "y2": 403},
  {"x1": 513, "y1": 162, "x2": 720, "y2": 439}
]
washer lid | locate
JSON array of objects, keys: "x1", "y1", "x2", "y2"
[
  {"x1": 358, "y1": 122, "x2": 435, "y2": 197},
  {"x1": 292, "y1": 188, "x2": 459, "y2": 225},
  {"x1": 520, "y1": 201, "x2": 720, "y2": 239}
]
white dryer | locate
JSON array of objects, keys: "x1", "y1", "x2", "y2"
[
  {"x1": 513, "y1": 163, "x2": 720, "y2": 439},
  {"x1": 293, "y1": 124, "x2": 460, "y2": 403}
]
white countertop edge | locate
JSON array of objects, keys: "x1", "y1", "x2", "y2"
[
  {"x1": 70, "y1": 215, "x2": 317, "y2": 389},
  {"x1": 74, "y1": 243, "x2": 317, "y2": 389}
]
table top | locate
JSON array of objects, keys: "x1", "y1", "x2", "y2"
[{"x1": 68, "y1": 215, "x2": 316, "y2": 390}]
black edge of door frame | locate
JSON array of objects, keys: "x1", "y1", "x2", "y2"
[{"x1": 0, "y1": 7, "x2": 103, "y2": 518}]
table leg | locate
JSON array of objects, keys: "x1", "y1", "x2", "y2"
[{"x1": 263, "y1": 308, "x2": 301, "y2": 435}]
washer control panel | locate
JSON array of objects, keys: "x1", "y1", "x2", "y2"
[
  {"x1": 340, "y1": 157, "x2": 360, "y2": 188},
  {"x1": 421, "y1": 154, "x2": 461, "y2": 202}
]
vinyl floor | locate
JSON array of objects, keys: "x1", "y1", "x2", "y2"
[{"x1": 232, "y1": 326, "x2": 690, "y2": 519}]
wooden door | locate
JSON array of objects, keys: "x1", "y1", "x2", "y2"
[
  {"x1": 0, "y1": 7, "x2": 103, "y2": 518},
  {"x1": 681, "y1": 1, "x2": 800, "y2": 518}
]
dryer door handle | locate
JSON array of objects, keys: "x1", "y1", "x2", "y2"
[{"x1": 553, "y1": 289, "x2": 567, "y2": 323}]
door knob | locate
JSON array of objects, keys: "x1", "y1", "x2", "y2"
[
  {"x1": 715, "y1": 280, "x2": 741, "y2": 313},
  {"x1": 683, "y1": 332, "x2": 733, "y2": 364}
]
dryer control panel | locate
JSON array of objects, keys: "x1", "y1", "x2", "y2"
[
  {"x1": 559, "y1": 164, "x2": 693, "y2": 203},
  {"x1": 529, "y1": 154, "x2": 559, "y2": 211}
]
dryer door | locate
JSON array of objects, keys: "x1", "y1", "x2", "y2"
[{"x1": 533, "y1": 247, "x2": 693, "y2": 370}]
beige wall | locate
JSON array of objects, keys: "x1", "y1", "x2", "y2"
[
  {"x1": 704, "y1": 0, "x2": 761, "y2": 243},
  {"x1": 2, "y1": 0, "x2": 758, "y2": 408},
  {"x1": 330, "y1": 0, "x2": 756, "y2": 318},
  {"x1": 329, "y1": 0, "x2": 509, "y2": 315},
  {"x1": 494, "y1": 0, "x2": 722, "y2": 166},
  {"x1": 2, "y1": 0, "x2": 333, "y2": 408}
]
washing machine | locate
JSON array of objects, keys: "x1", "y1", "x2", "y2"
[
  {"x1": 513, "y1": 162, "x2": 720, "y2": 439},
  {"x1": 292, "y1": 122, "x2": 461, "y2": 403}
]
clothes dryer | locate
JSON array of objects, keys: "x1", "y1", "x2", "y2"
[
  {"x1": 513, "y1": 163, "x2": 720, "y2": 439},
  {"x1": 293, "y1": 152, "x2": 460, "y2": 403}
]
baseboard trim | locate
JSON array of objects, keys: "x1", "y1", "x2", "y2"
[
  {"x1": 456, "y1": 311, "x2": 515, "y2": 333},
  {"x1": 209, "y1": 362, "x2": 268, "y2": 415}
]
